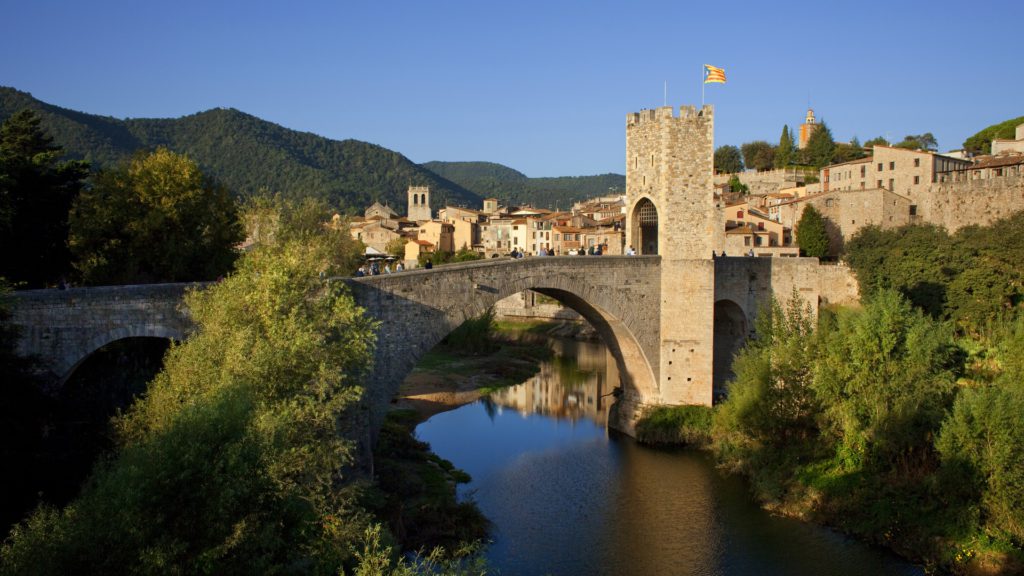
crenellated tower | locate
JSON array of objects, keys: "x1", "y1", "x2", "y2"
[{"x1": 624, "y1": 104, "x2": 722, "y2": 407}]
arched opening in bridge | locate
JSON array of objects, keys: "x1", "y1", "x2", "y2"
[
  {"x1": 49, "y1": 337, "x2": 171, "y2": 505},
  {"x1": 631, "y1": 197, "x2": 658, "y2": 255},
  {"x1": 713, "y1": 300, "x2": 747, "y2": 401}
]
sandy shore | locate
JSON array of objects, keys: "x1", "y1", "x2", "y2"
[{"x1": 392, "y1": 371, "x2": 489, "y2": 422}]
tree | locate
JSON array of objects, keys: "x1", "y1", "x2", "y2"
[
  {"x1": 714, "y1": 145, "x2": 743, "y2": 174},
  {"x1": 0, "y1": 109, "x2": 89, "y2": 287},
  {"x1": 69, "y1": 147, "x2": 244, "y2": 285},
  {"x1": 727, "y1": 174, "x2": 748, "y2": 195},
  {"x1": 774, "y1": 125, "x2": 795, "y2": 169},
  {"x1": 385, "y1": 236, "x2": 408, "y2": 259},
  {"x1": 796, "y1": 204, "x2": 829, "y2": 259},
  {"x1": 802, "y1": 120, "x2": 836, "y2": 169},
  {"x1": 894, "y1": 133, "x2": 937, "y2": 151},
  {"x1": 863, "y1": 136, "x2": 889, "y2": 149},
  {"x1": 1, "y1": 201, "x2": 380, "y2": 573},
  {"x1": 833, "y1": 139, "x2": 866, "y2": 164},
  {"x1": 963, "y1": 116, "x2": 1024, "y2": 155},
  {"x1": 740, "y1": 141, "x2": 775, "y2": 172}
]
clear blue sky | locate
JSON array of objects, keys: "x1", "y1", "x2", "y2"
[{"x1": 2, "y1": 0, "x2": 1021, "y2": 177}]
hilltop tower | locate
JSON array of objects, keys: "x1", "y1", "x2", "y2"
[
  {"x1": 799, "y1": 108, "x2": 818, "y2": 149},
  {"x1": 407, "y1": 186, "x2": 431, "y2": 222},
  {"x1": 624, "y1": 104, "x2": 722, "y2": 407}
]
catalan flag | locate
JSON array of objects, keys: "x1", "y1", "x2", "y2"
[{"x1": 703, "y1": 64, "x2": 726, "y2": 84}]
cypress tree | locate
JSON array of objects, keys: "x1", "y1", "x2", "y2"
[
  {"x1": 796, "y1": 204, "x2": 830, "y2": 259},
  {"x1": 775, "y1": 125, "x2": 794, "y2": 169}
]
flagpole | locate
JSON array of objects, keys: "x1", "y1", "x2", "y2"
[{"x1": 701, "y1": 65, "x2": 705, "y2": 106}]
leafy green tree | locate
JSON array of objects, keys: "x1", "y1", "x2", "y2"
[
  {"x1": 963, "y1": 116, "x2": 1024, "y2": 155},
  {"x1": 774, "y1": 125, "x2": 795, "y2": 169},
  {"x1": 1, "y1": 201, "x2": 379, "y2": 574},
  {"x1": 796, "y1": 204, "x2": 829, "y2": 259},
  {"x1": 740, "y1": 141, "x2": 775, "y2": 172},
  {"x1": 385, "y1": 236, "x2": 408, "y2": 259},
  {"x1": 833, "y1": 139, "x2": 866, "y2": 164},
  {"x1": 69, "y1": 147, "x2": 243, "y2": 285},
  {"x1": 0, "y1": 109, "x2": 89, "y2": 287},
  {"x1": 727, "y1": 174, "x2": 748, "y2": 195},
  {"x1": 802, "y1": 120, "x2": 836, "y2": 169},
  {"x1": 894, "y1": 133, "x2": 937, "y2": 151},
  {"x1": 844, "y1": 224, "x2": 964, "y2": 318},
  {"x1": 814, "y1": 290, "x2": 958, "y2": 472},
  {"x1": 863, "y1": 136, "x2": 889, "y2": 148},
  {"x1": 714, "y1": 145, "x2": 743, "y2": 174},
  {"x1": 714, "y1": 292, "x2": 819, "y2": 451}
]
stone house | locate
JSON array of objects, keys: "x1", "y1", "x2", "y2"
[
  {"x1": 552, "y1": 225, "x2": 585, "y2": 255},
  {"x1": 351, "y1": 218, "x2": 405, "y2": 254},
  {"x1": 723, "y1": 202, "x2": 795, "y2": 256},
  {"x1": 415, "y1": 221, "x2": 454, "y2": 254}
]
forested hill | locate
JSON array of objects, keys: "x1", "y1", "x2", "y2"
[
  {"x1": 0, "y1": 86, "x2": 479, "y2": 212},
  {"x1": 423, "y1": 161, "x2": 626, "y2": 210}
]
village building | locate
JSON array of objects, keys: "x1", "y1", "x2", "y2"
[
  {"x1": 407, "y1": 186, "x2": 432, "y2": 222},
  {"x1": 723, "y1": 202, "x2": 796, "y2": 256}
]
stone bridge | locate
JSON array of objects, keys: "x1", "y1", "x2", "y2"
[{"x1": 7, "y1": 254, "x2": 839, "y2": 434}]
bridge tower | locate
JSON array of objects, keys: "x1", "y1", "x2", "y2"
[{"x1": 625, "y1": 105, "x2": 723, "y2": 407}]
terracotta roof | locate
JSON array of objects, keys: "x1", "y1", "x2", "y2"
[{"x1": 969, "y1": 154, "x2": 1024, "y2": 170}]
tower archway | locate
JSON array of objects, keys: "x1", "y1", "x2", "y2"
[
  {"x1": 631, "y1": 197, "x2": 659, "y2": 255},
  {"x1": 713, "y1": 299, "x2": 747, "y2": 401}
]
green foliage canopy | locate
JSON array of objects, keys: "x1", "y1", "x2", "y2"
[
  {"x1": 740, "y1": 141, "x2": 775, "y2": 172},
  {"x1": 774, "y1": 125, "x2": 794, "y2": 169},
  {"x1": 1, "y1": 200, "x2": 379, "y2": 574},
  {"x1": 0, "y1": 109, "x2": 89, "y2": 287},
  {"x1": 796, "y1": 204, "x2": 829, "y2": 259},
  {"x1": 963, "y1": 116, "x2": 1024, "y2": 155},
  {"x1": 69, "y1": 147, "x2": 243, "y2": 285},
  {"x1": 714, "y1": 145, "x2": 743, "y2": 174}
]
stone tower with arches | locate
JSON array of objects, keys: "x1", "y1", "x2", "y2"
[
  {"x1": 625, "y1": 104, "x2": 724, "y2": 406},
  {"x1": 407, "y1": 185, "x2": 432, "y2": 222}
]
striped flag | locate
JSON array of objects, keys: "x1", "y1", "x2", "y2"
[{"x1": 703, "y1": 64, "x2": 726, "y2": 84}]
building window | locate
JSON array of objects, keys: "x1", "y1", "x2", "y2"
[
  {"x1": 878, "y1": 163, "x2": 883, "y2": 171},
  {"x1": 909, "y1": 205, "x2": 917, "y2": 216},
  {"x1": 754, "y1": 236, "x2": 762, "y2": 246},
  {"x1": 877, "y1": 180, "x2": 883, "y2": 188},
  {"x1": 889, "y1": 178, "x2": 894, "y2": 189},
  {"x1": 914, "y1": 158, "x2": 920, "y2": 167},
  {"x1": 914, "y1": 176, "x2": 920, "y2": 185},
  {"x1": 825, "y1": 198, "x2": 834, "y2": 207},
  {"x1": 736, "y1": 210, "x2": 744, "y2": 218},
  {"x1": 744, "y1": 237, "x2": 750, "y2": 246},
  {"x1": 890, "y1": 161, "x2": 895, "y2": 170},
  {"x1": 861, "y1": 165, "x2": 866, "y2": 177},
  {"x1": 757, "y1": 222, "x2": 764, "y2": 230}
]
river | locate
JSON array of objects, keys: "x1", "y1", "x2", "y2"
[{"x1": 416, "y1": 337, "x2": 925, "y2": 576}]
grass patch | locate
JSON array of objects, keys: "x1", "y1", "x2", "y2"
[{"x1": 635, "y1": 405, "x2": 713, "y2": 447}]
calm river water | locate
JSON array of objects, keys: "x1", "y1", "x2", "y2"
[{"x1": 416, "y1": 337, "x2": 925, "y2": 576}]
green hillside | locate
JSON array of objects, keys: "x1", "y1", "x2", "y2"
[
  {"x1": 0, "y1": 87, "x2": 478, "y2": 213},
  {"x1": 423, "y1": 161, "x2": 625, "y2": 210},
  {"x1": 963, "y1": 115, "x2": 1024, "y2": 155}
]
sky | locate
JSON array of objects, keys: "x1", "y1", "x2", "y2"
[{"x1": 2, "y1": 0, "x2": 1022, "y2": 177}]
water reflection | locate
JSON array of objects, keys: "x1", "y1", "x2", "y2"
[
  {"x1": 416, "y1": 337, "x2": 924, "y2": 576},
  {"x1": 487, "y1": 338, "x2": 617, "y2": 426}
]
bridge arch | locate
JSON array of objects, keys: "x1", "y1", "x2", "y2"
[
  {"x1": 712, "y1": 298, "x2": 748, "y2": 400},
  {"x1": 61, "y1": 325, "x2": 186, "y2": 383},
  {"x1": 629, "y1": 196, "x2": 659, "y2": 255},
  {"x1": 348, "y1": 257, "x2": 662, "y2": 433}
]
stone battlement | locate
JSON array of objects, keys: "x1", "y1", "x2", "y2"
[{"x1": 627, "y1": 105, "x2": 713, "y2": 126}]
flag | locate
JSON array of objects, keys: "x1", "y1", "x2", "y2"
[{"x1": 704, "y1": 64, "x2": 726, "y2": 84}]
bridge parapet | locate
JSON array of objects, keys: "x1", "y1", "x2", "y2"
[{"x1": 8, "y1": 283, "x2": 202, "y2": 382}]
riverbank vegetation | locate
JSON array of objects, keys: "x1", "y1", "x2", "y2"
[
  {"x1": 638, "y1": 216, "x2": 1024, "y2": 574},
  {"x1": 0, "y1": 198, "x2": 490, "y2": 575}
]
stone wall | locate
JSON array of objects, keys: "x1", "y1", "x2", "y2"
[
  {"x1": 714, "y1": 168, "x2": 812, "y2": 196},
  {"x1": 922, "y1": 174, "x2": 1024, "y2": 233}
]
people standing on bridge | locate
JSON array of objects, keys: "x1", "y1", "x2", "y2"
[
  {"x1": 425, "y1": 260, "x2": 433, "y2": 269},
  {"x1": 384, "y1": 263, "x2": 392, "y2": 274},
  {"x1": 356, "y1": 265, "x2": 366, "y2": 277},
  {"x1": 626, "y1": 246, "x2": 636, "y2": 256},
  {"x1": 396, "y1": 262, "x2": 404, "y2": 272}
]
